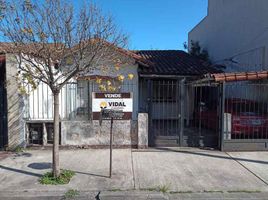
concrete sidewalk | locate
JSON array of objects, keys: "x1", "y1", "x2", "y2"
[
  {"x1": 133, "y1": 148, "x2": 268, "y2": 192},
  {"x1": 0, "y1": 148, "x2": 267, "y2": 198}
]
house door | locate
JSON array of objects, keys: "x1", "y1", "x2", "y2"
[
  {"x1": 0, "y1": 63, "x2": 7, "y2": 149},
  {"x1": 148, "y1": 79, "x2": 181, "y2": 147}
]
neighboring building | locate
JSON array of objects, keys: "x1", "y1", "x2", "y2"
[
  {"x1": 0, "y1": 47, "x2": 220, "y2": 150},
  {"x1": 189, "y1": 0, "x2": 268, "y2": 72},
  {"x1": 188, "y1": 0, "x2": 268, "y2": 151}
]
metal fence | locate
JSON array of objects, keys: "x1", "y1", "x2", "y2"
[
  {"x1": 184, "y1": 83, "x2": 221, "y2": 148},
  {"x1": 184, "y1": 81, "x2": 268, "y2": 150},
  {"x1": 25, "y1": 80, "x2": 137, "y2": 145},
  {"x1": 25, "y1": 80, "x2": 137, "y2": 121},
  {"x1": 25, "y1": 76, "x2": 268, "y2": 150},
  {"x1": 221, "y1": 82, "x2": 268, "y2": 151},
  {"x1": 139, "y1": 78, "x2": 183, "y2": 146}
]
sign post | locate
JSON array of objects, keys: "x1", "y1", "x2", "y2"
[
  {"x1": 109, "y1": 115, "x2": 113, "y2": 178},
  {"x1": 99, "y1": 108, "x2": 124, "y2": 178},
  {"x1": 96, "y1": 92, "x2": 132, "y2": 178}
]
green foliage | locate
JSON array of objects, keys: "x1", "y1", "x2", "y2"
[
  {"x1": 140, "y1": 184, "x2": 170, "y2": 193},
  {"x1": 108, "y1": 188, "x2": 123, "y2": 192},
  {"x1": 170, "y1": 190, "x2": 193, "y2": 194},
  {"x1": 203, "y1": 190, "x2": 223, "y2": 193},
  {"x1": 158, "y1": 184, "x2": 170, "y2": 193},
  {"x1": 227, "y1": 190, "x2": 261, "y2": 193},
  {"x1": 13, "y1": 146, "x2": 24, "y2": 153},
  {"x1": 188, "y1": 40, "x2": 211, "y2": 64},
  {"x1": 63, "y1": 189, "x2": 79, "y2": 199},
  {"x1": 39, "y1": 169, "x2": 75, "y2": 185},
  {"x1": 18, "y1": 85, "x2": 27, "y2": 95}
]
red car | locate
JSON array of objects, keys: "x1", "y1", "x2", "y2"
[{"x1": 197, "y1": 99, "x2": 268, "y2": 136}]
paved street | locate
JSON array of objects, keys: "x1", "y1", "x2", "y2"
[{"x1": 0, "y1": 148, "x2": 268, "y2": 199}]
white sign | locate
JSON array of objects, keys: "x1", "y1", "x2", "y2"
[{"x1": 92, "y1": 92, "x2": 133, "y2": 119}]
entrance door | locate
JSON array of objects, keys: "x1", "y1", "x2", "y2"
[
  {"x1": 149, "y1": 79, "x2": 181, "y2": 147},
  {"x1": 0, "y1": 61, "x2": 7, "y2": 149}
]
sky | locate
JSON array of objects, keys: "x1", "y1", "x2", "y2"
[{"x1": 74, "y1": 0, "x2": 208, "y2": 51}]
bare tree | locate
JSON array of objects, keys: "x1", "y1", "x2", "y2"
[{"x1": 0, "y1": 0, "x2": 128, "y2": 177}]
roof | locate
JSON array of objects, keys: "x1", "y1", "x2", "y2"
[
  {"x1": 208, "y1": 71, "x2": 268, "y2": 82},
  {"x1": 0, "y1": 41, "x2": 150, "y2": 67},
  {"x1": 136, "y1": 50, "x2": 222, "y2": 76}
]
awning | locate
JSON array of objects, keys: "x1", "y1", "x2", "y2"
[
  {"x1": 208, "y1": 71, "x2": 268, "y2": 82},
  {"x1": 190, "y1": 70, "x2": 268, "y2": 86}
]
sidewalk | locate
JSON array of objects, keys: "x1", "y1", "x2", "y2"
[{"x1": 0, "y1": 148, "x2": 268, "y2": 198}]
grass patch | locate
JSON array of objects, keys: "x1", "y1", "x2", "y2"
[
  {"x1": 141, "y1": 184, "x2": 170, "y2": 193},
  {"x1": 13, "y1": 146, "x2": 24, "y2": 153},
  {"x1": 62, "y1": 189, "x2": 79, "y2": 199},
  {"x1": 203, "y1": 190, "x2": 223, "y2": 193},
  {"x1": 227, "y1": 190, "x2": 261, "y2": 193},
  {"x1": 108, "y1": 188, "x2": 123, "y2": 192},
  {"x1": 140, "y1": 187, "x2": 158, "y2": 192},
  {"x1": 158, "y1": 184, "x2": 170, "y2": 193},
  {"x1": 170, "y1": 190, "x2": 193, "y2": 194},
  {"x1": 39, "y1": 169, "x2": 75, "y2": 185}
]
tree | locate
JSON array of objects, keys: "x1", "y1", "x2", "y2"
[
  {"x1": 185, "y1": 40, "x2": 211, "y2": 64},
  {"x1": 0, "y1": 0, "x2": 128, "y2": 177}
]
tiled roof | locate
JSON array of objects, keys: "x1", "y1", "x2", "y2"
[
  {"x1": 0, "y1": 41, "x2": 151, "y2": 67},
  {"x1": 208, "y1": 71, "x2": 268, "y2": 82},
  {"x1": 136, "y1": 50, "x2": 222, "y2": 76}
]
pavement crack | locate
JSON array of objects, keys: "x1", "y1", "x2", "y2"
[
  {"x1": 131, "y1": 148, "x2": 136, "y2": 190},
  {"x1": 225, "y1": 152, "x2": 268, "y2": 186}
]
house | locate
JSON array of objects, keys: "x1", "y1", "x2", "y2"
[
  {"x1": 0, "y1": 46, "x2": 220, "y2": 150},
  {"x1": 188, "y1": 0, "x2": 268, "y2": 151}
]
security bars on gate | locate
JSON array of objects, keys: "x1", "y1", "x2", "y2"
[
  {"x1": 184, "y1": 81, "x2": 268, "y2": 149},
  {"x1": 223, "y1": 82, "x2": 268, "y2": 140}
]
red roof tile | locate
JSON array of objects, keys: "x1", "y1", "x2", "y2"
[{"x1": 209, "y1": 71, "x2": 268, "y2": 82}]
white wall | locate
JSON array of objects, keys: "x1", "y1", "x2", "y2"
[
  {"x1": 189, "y1": 0, "x2": 268, "y2": 71},
  {"x1": 26, "y1": 81, "x2": 77, "y2": 120}
]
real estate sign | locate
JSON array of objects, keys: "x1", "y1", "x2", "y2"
[{"x1": 92, "y1": 92, "x2": 133, "y2": 120}]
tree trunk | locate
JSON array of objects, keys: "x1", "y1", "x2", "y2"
[{"x1": 53, "y1": 91, "x2": 60, "y2": 177}]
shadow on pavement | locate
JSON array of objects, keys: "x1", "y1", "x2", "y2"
[
  {"x1": 28, "y1": 162, "x2": 51, "y2": 170},
  {"x1": 138, "y1": 147, "x2": 268, "y2": 165},
  {"x1": 14, "y1": 152, "x2": 32, "y2": 158},
  {"x1": 0, "y1": 165, "x2": 42, "y2": 177}
]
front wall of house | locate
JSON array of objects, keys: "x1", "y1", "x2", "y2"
[
  {"x1": 5, "y1": 54, "x2": 25, "y2": 149},
  {"x1": 61, "y1": 120, "x2": 135, "y2": 146},
  {"x1": 59, "y1": 62, "x2": 140, "y2": 147},
  {"x1": 22, "y1": 52, "x2": 141, "y2": 147}
]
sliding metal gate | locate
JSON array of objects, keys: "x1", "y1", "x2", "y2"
[
  {"x1": 221, "y1": 82, "x2": 268, "y2": 151},
  {"x1": 184, "y1": 83, "x2": 222, "y2": 149}
]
